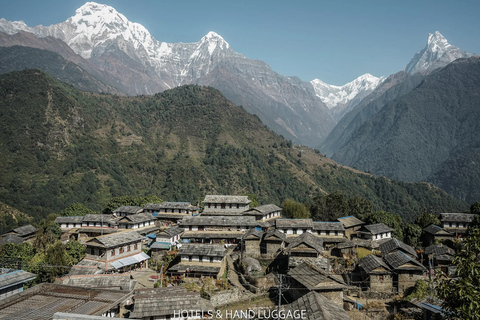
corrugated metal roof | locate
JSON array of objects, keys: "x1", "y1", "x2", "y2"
[{"x1": 111, "y1": 252, "x2": 150, "y2": 270}]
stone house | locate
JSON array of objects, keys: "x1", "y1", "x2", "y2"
[
  {"x1": 384, "y1": 251, "x2": 426, "y2": 293},
  {"x1": 116, "y1": 212, "x2": 156, "y2": 230},
  {"x1": 155, "y1": 226, "x2": 184, "y2": 245},
  {"x1": 379, "y1": 238, "x2": 417, "y2": 258},
  {"x1": 357, "y1": 223, "x2": 393, "y2": 241},
  {"x1": 312, "y1": 221, "x2": 347, "y2": 252},
  {"x1": 357, "y1": 254, "x2": 393, "y2": 293},
  {"x1": 287, "y1": 261, "x2": 347, "y2": 306},
  {"x1": 243, "y1": 204, "x2": 282, "y2": 222},
  {"x1": 276, "y1": 219, "x2": 314, "y2": 236},
  {"x1": 113, "y1": 205, "x2": 143, "y2": 217},
  {"x1": 6, "y1": 225, "x2": 38, "y2": 243},
  {"x1": 201, "y1": 195, "x2": 250, "y2": 216},
  {"x1": 337, "y1": 216, "x2": 365, "y2": 240},
  {"x1": 283, "y1": 291, "x2": 351, "y2": 320},
  {"x1": 168, "y1": 243, "x2": 227, "y2": 278},
  {"x1": 422, "y1": 224, "x2": 454, "y2": 246},
  {"x1": 284, "y1": 232, "x2": 324, "y2": 269},
  {"x1": 242, "y1": 228, "x2": 263, "y2": 257},
  {"x1": 179, "y1": 215, "x2": 257, "y2": 244},
  {"x1": 54, "y1": 216, "x2": 83, "y2": 230},
  {"x1": 440, "y1": 213, "x2": 476, "y2": 237},
  {"x1": 0, "y1": 269, "x2": 37, "y2": 300},
  {"x1": 425, "y1": 243, "x2": 455, "y2": 274},
  {"x1": 83, "y1": 230, "x2": 149, "y2": 272},
  {"x1": 145, "y1": 202, "x2": 199, "y2": 225},
  {"x1": 261, "y1": 229, "x2": 287, "y2": 256}
]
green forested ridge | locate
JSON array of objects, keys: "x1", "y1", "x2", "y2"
[{"x1": 0, "y1": 69, "x2": 467, "y2": 226}]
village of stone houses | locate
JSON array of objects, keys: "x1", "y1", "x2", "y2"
[{"x1": 0, "y1": 194, "x2": 475, "y2": 320}]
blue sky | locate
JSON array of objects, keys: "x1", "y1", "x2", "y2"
[{"x1": 1, "y1": 0, "x2": 479, "y2": 85}]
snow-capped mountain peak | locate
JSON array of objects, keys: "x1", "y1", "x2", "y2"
[
  {"x1": 405, "y1": 31, "x2": 472, "y2": 74},
  {"x1": 199, "y1": 31, "x2": 230, "y2": 54},
  {"x1": 310, "y1": 73, "x2": 385, "y2": 109}
]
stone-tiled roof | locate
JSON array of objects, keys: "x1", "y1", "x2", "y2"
[
  {"x1": 118, "y1": 212, "x2": 155, "y2": 224},
  {"x1": 359, "y1": 223, "x2": 393, "y2": 235},
  {"x1": 157, "y1": 226, "x2": 184, "y2": 238},
  {"x1": 242, "y1": 228, "x2": 263, "y2": 240},
  {"x1": 384, "y1": 251, "x2": 426, "y2": 271},
  {"x1": 337, "y1": 216, "x2": 365, "y2": 228},
  {"x1": 288, "y1": 261, "x2": 346, "y2": 290},
  {"x1": 130, "y1": 287, "x2": 212, "y2": 318},
  {"x1": 113, "y1": 205, "x2": 143, "y2": 215},
  {"x1": 55, "y1": 216, "x2": 84, "y2": 224},
  {"x1": 358, "y1": 254, "x2": 391, "y2": 274},
  {"x1": 276, "y1": 219, "x2": 314, "y2": 229},
  {"x1": 181, "y1": 231, "x2": 243, "y2": 239},
  {"x1": 425, "y1": 244, "x2": 455, "y2": 257},
  {"x1": 179, "y1": 215, "x2": 257, "y2": 227},
  {"x1": 440, "y1": 213, "x2": 476, "y2": 223},
  {"x1": 67, "y1": 259, "x2": 105, "y2": 276},
  {"x1": 145, "y1": 202, "x2": 196, "y2": 211},
  {"x1": 82, "y1": 214, "x2": 118, "y2": 223},
  {"x1": 284, "y1": 232, "x2": 323, "y2": 254},
  {"x1": 0, "y1": 270, "x2": 37, "y2": 289},
  {"x1": 264, "y1": 229, "x2": 287, "y2": 242},
  {"x1": 379, "y1": 238, "x2": 417, "y2": 257},
  {"x1": 243, "y1": 204, "x2": 282, "y2": 216},
  {"x1": 55, "y1": 274, "x2": 136, "y2": 291},
  {"x1": 0, "y1": 233, "x2": 24, "y2": 245},
  {"x1": 86, "y1": 230, "x2": 144, "y2": 249},
  {"x1": 203, "y1": 195, "x2": 250, "y2": 204},
  {"x1": 423, "y1": 224, "x2": 452, "y2": 235},
  {"x1": 313, "y1": 221, "x2": 345, "y2": 231},
  {"x1": 12, "y1": 224, "x2": 38, "y2": 237},
  {"x1": 178, "y1": 243, "x2": 227, "y2": 257},
  {"x1": 283, "y1": 291, "x2": 351, "y2": 320}
]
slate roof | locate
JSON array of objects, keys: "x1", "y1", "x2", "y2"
[
  {"x1": 55, "y1": 274, "x2": 136, "y2": 291},
  {"x1": 178, "y1": 243, "x2": 227, "y2": 257},
  {"x1": 284, "y1": 232, "x2": 324, "y2": 254},
  {"x1": 157, "y1": 226, "x2": 184, "y2": 238},
  {"x1": 242, "y1": 228, "x2": 263, "y2": 240},
  {"x1": 423, "y1": 224, "x2": 452, "y2": 235},
  {"x1": 425, "y1": 244, "x2": 455, "y2": 257},
  {"x1": 118, "y1": 212, "x2": 155, "y2": 224},
  {"x1": 146, "y1": 202, "x2": 195, "y2": 210},
  {"x1": 0, "y1": 283, "x2": 132, "y2": 319},
  {"x1": 168, "y1": 263, "x2": 222, "y2": 274},
  {"x1": 179, "y1": 215, "x2": 257, "y2": 227},
  {"x1": 440, "y1": 213, "x2": 476, "y2": 223},
  {"x1": 130, "y1": 287, "x2": 213, "y2": 318},
  {"x1": 243, "y1": 204, "x2": 282, "y2": 216},
  {"x1": 0, "y1": 234, "x2": 24, "y2": 245},
  {"x1": 113, "y1": 205, "x2": 143, "y2": 215},
  {"x1": 359, "y1": 223, "x2": 393, "y2": 235},
  {"x1": 358, "y1": 254, "x2": 391, "y2": 274},
  {"x1": 276, "y1": 219, "x2": 314, "y2": 229},
  {"x1": 203, "y1": 195, "x2": 250, "y2": 204},
  {"x1": 284, "y1": 291, "x2": 351, "y2": 320},
  {"x1": 181, "y1": 231, "x2": 244, "y2": 239},
  {"x1": 264, "y1": 229, "x2": 287, "y2": 242},
  {"x1": 288, "y1": 261, "x2": 346, "y2": 290},
  {"x1": 0, "y1": 270, "x2": 37, "y2": 290},
  {"x1": 12, "y1": 224, "x2": 38, "y2": 237},
  {"x1": 337, "y1": 215, "x2": 365, "y2": 228},
  {"x1": 67, "y1": 259, "x2": 105, "y2": 276},
  {"x1": 55, "y1": 216, "x2": 84, "y2": 224},
  {"x1": 86, "y1": 230, "x2": 144, "y2": 249},
  {"x1": 313, "y1": 221, "x2": 345, "y2": 231},
  {"x1": 379, "y1": 238, "x2": 417, "y2": 257},
  {"x1": 384, "y1": 251, "x2": 426, "y2": 271},
  {"x1": 82, "y1": 214, "x2": 118, "y2": 223}
]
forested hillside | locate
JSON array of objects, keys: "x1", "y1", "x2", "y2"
[{"x1": 0, "y1": 69, "x2": 467, "y2": 225}]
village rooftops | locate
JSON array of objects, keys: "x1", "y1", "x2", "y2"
[
  {"x1": 425, "y1": 244, "x2": 455, "y2": 257},
  {"x1": 288, "y1": 261, "x2": 347, "y2": 291},
  {"x1": 55, "y1": 274, "x2": 137, "y2": 291},
  {"x1": 145, "y1": 202, "x2": 195, "y2": 210},
  {"x1": 358, "y1": 254, "x2": 392, "y2": 274},
  {"x1": 379, "y1": 238, "x2": 417, "y2": 257},
  {"x1": 423, "y1": 224, "x2": 452, "y2": 235},
  {"x1": 358, "y1": 223, "x2": 393, "y2": 235},
  {"x1": 55, "y1": 216, "x2": 84, "y2": 224},
  {"x1": 242, "y1": 228, "x2": 263, "y2": 240},
  {"x1": 11, "y1": 224, "x2": 38, "y2": 237},
  {"x1": 283, "y1": 291, "x2": 351, "y2": 320},
  {"x1": 0, "y1": 234, "x2": 24, "y2": 245},
  {"x1": 264, "y1": 229, "x2": 287, "y2": 242},
  {"x1": 440, "y1": 212, "x2": 476, "y2": 223},
  {"x1": 203, "y1": 195, "x2": 250, "y2": 204},
  {"x1": 157, "y1": 226, "x2": 184, "y2": 238},
  {"x1": 113, "y1": 205, "x2": 143, "y2": 216},
  {"x1": 384, "y1": 251, "x2": 426, "y2": 271},
  {"x1": 285, "y1": 232, "x2": 324, "y2": 254},
  {"x1": 337, "y1": 216, "x2": 365, "y2": 228},
  {"x1": 130, "y1": 287, "x2": 213, "y2": 319},
  {"x1": 313, "y1": 221, "x2": 345, "y2": 231},
  {"x1": 86, "y1": 230, "x2": 144, "y2": 249},
  {"x1": 0, "y1": 269, "x2": 37, "y2": 292},
  {"x1": 179, "y1": 215, "x2": 257, "y2": 227},
  {"x1": 117, "y1": 212, "x2": 155, "y2": 224},
  {"x1": 82, "y1": 214, "x2": 118, "y2": 223},
  {"x1": 177, "y1": 243, "x2": 227, "y2": 257},
  {"x1": 0, "y1": 283, "x2": 132, "y2": 319},
  {"x1": 243, "y1": 204, "x2": 281, "y2": 216},
  {"x1": 276, "y1": 219, "x2": 314, "y2": 229}
]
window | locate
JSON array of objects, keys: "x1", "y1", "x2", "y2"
[
  {"x1": 127, "y1": 245, "x2": 131, "y2": 252},
  {"x1": 134, "y1": 244, "x2": 138, "y2": 250},
  {"x1": 199, "y1": 256, "x2": 203, "y2": 262},
  {"x1": 119, "y1": 247, "x2": 124, "y2": 254},
  {"x1": 379, "y1": 275, "x2": 384, "y2": 281},
  {"x1": 111, "y1": 249, "x2": 115, "y2": 256},
  {"x1": 210, "y1": 257, "x2": 214, "y2": 263},
  {"x1": 189, "y1": 256, "x2": 192, "y2": 262},
  {"x1": 293, "y1": 229, "x2": 297, "y2": 235},
  {"x1": 221, "y1": 203, "x2": 225, "y2": 209}
]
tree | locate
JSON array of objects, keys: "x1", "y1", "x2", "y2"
[
  {"x1": 245, "y1": 194, "x2": 260, "y2": 209},
  {"x1": 34, "y1": 214, "x2": 62, "y2": 253},
  {"x1": 282, "y1": 199, "x2": 310, "y2": 219},
  {"x1": 415, "y1": 210, "x2": 441, "y2": 229},
  {"x1": 65, "y1": 239, "x2": 86, "y2": 265},
  {"x1": 470, "y1": 202, "x2": 480, "y2": 214},
  {"x1": 402, "y1": 223, "x2": 422, "y2": 247},
  {"x1": 437, "y1": 215, "x2": 480, "y2": 319},
  {"x1": 102, "y1": 195, "x2": 163, "y2": 214},
  {"x1": 61, "y1": 203, "x2": 95, "y2": 216},
  {"x1": 309, "y1": 191, "x2": 348, "y2": 221}
]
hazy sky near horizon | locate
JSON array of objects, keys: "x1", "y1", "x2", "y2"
[{"x1": 1, "y1": 0, "x2": 479, "y2": 85}]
